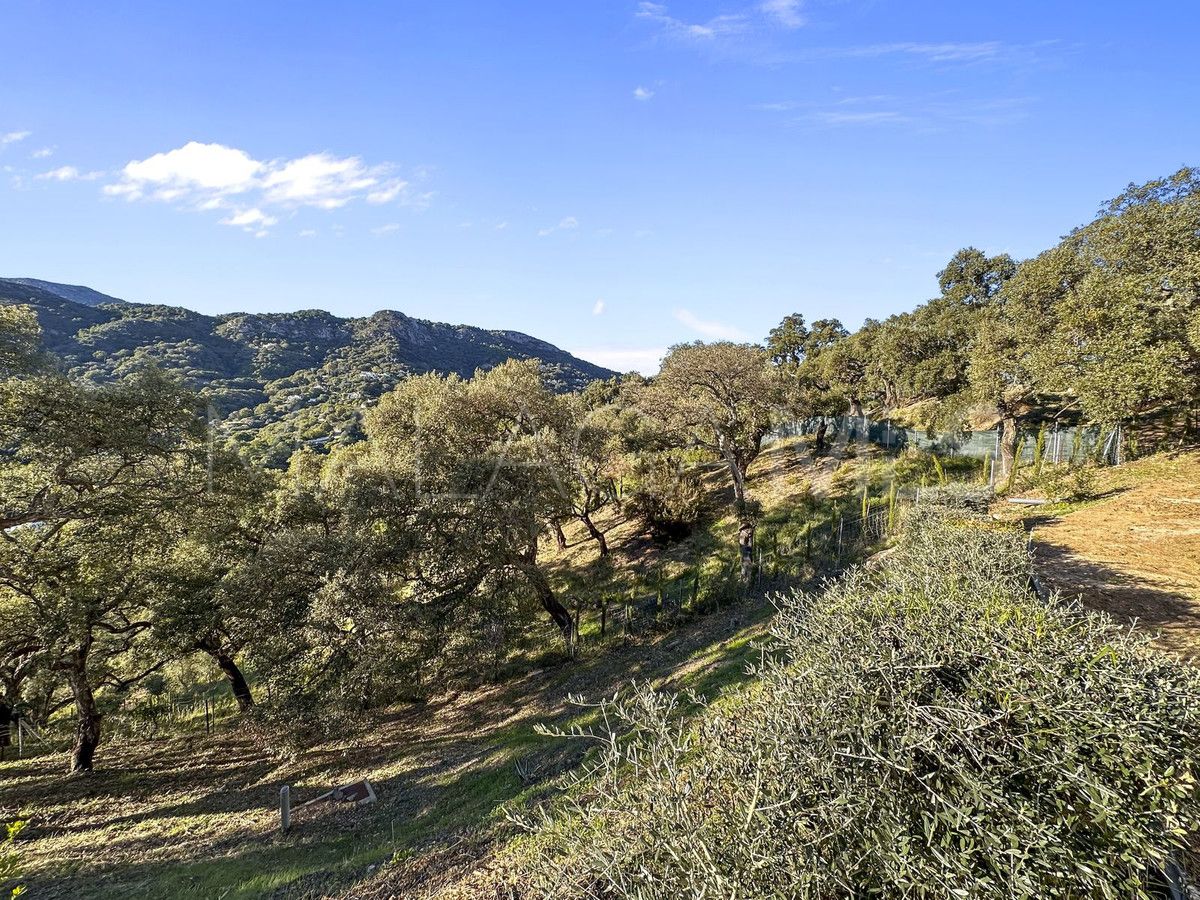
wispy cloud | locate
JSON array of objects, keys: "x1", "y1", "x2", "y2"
[
  {"x1": 572, "y1": 346, "x2": 665, "y2": 375},
  {"x1": 36, "y1": 165, "x2": 104, "y2": 182},
  {"x1": 31, "y1": 147, "x2": 54, "y2": 159},
  {"x1": 759, "y1": 92, "x2": 1033, "y2": 131},
  {"x1": 633, "y1": 85, "x2": 655, "y2": 101},
  {"x1": 635, "y1": 2, "x2": 747, "y2": 41},
  {"x1": 537, "y1": 215, "x2": 579, "y2": 237},
  {"x1": 814, "y1": 109, "x2": 913, "y2": 126},
  {"x1": 826, "y1": 41, "x2": 1004, "y2": 63},
  {"x1": 799, "y1": 40, "x2": 1061, "y2": 67},
  {"x1": 760, "y1": 0, "x2": 804, "y2": 29},
  {"x1": 1, "y1": 131, "x2": 31, "y2": 146},
  {"x1": 674, "y1": 308, "x2": 751, "y2": 341},
  {"x1": 103, "y1": 141, "x2": 420, "y2": 235},
  {"x1": 592, "y1": 298, "x2": 606, "y2": 316},
  {"x1": 372, "y1": 222, "x2": 401, "y2": 235}
]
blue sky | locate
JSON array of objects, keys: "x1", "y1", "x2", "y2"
[{"x1": 1, "y1": 1, "x2": 1197, "y2": 373}]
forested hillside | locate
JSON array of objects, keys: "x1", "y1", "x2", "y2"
[{"x1": 0, "y1": 278, "x2": 615, "y2": 463}]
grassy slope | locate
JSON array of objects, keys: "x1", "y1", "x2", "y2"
[{"x1": 2, "y1": 437, "x2": 851, "y2": 899}]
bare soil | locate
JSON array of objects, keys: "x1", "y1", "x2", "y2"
[{"x1": 1029, "y1": 451, "x2": 1200, "y2": 660}]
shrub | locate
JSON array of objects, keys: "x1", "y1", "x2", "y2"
[
  {"x1": 917, "y1": 481, "x2": 994, "y2": 513},
  {"x1": 623, "y1": 454, "x2": 708, "y2": 541},
  {"x1": 1039, "y1": 463, "x2": 1099, "y2": 502},
  {"x1": 507, "y1": 518, "x2": 1200, "y2": 899}
]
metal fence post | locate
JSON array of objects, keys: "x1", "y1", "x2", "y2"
[{"x1": 280, "y1": 785, "x2": 291, "y2": 833}]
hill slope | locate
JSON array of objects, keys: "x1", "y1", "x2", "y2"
[{"x1": 0, "y1": 277, "x2": 616, "y2": 463}]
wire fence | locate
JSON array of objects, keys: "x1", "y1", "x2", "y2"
[
  {"x1": 569, "y1": 496, "x2": 904, "y2": 648},
  {"x1": 769, "y1": 416, "x2": 1123, "y2": 466}
]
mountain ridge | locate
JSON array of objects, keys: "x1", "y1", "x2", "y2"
[{"x1": 0, "y1": 277, "x2": 617, "y2": 464}]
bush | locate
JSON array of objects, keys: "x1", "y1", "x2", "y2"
[
  {"x1": 624, "y1": 454, "x2": 708, "y2": 541},
  {"x1": 507, "y1": 517, "x2": 1200, "y2": 899},
  {"x1": 1039, "y1": 463, "x2": 1099, "y2": 502},
  {"x1": 917, "y1": 481, "x2": 994, "y2": 513}
]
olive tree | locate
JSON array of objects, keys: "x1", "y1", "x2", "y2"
[
  {"x1": 0, "y1": 370, "x2": 210, "y2": 771},
  {"x1": 638, "y1": 342, "x2": 780, "y2": 577}
]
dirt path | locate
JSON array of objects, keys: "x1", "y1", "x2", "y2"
[{"x1": 1031, "y1": 452, "x2": 1200, "y2": 660}]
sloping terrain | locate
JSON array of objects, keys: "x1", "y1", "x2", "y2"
[
  {"x1": 0, "y1": 590, "x2": 771, "y2": 900},
  {"x1": 1030, "y1": 451, "x2": 1200, "y2": 659},
  {"x1": 0, "y1": 437, "x2": 837, "y2": 899}
]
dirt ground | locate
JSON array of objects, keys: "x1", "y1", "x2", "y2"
[{"x1": 1029, "y1": 451, "x2": 1200, "y2": 660}]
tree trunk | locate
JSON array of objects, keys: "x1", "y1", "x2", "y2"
[
  {"x1": 197, "y1": 638, "x2": 254, "y2": 712},
  {"x1": 579, "y1": 512, "x2": 609, "y2": 556},
  {"x1": 849, "y1": 396, "x2": 864, "y2": 419},
  {"x1": 726, "y1": 456, "x2": 748, "y2": 507},
  {"x1": 0, "y1": 701, "x2": 11, "y2": 749},
  {"x1": 738, "y1": 519, "x2": 755, "y2": 582},
  {"x1": 999, "y1": 413, "x2": 1019, "y2": 478},
  {"x1": 553, "y1": 521, "x2": 567, "y2": 551},
  {"x1": 214, "y1": 651, "x2": 254, "y2": 713},
  {"x1": 66, "y1": 663, "x2": 101, "y2": 773},
  {"x1": 525, "y1": 567, "x2": 574, "y2": 650},
  {"x1": 814, "y1": 420, "x2": 829, "y2": 453}
]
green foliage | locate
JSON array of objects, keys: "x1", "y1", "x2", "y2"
[
  {"x1": 1, "y1": 820, "x2": 26, "y2": 898},
  {"x1": 0, "y1": 306, "x2": 42, "y2": 378},
  {"x1": 623, "y1": 453, "x2": 708, "y2": 541},
  {"x1": 918, "y1": 482, "x2": 994, "y2": 513},
  {"x1": 1032, "y1": 424, "x2": 1048, "y2": 476},
  {"x1": 0, "y1": 278, "x2": 615, "y2": 468},
  {"x1": 892, "y1": 448, "x2": 944, "y2": 485},
  {"x1": 1038, "y1": 463, "x2": 1099, "y2": 502},
  {"x1": 511, "y1": 517, "x2": 1200, "y2": 898}
]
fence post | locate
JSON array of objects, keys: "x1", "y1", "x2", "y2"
[
  {"x1": 280, "y1": 785, "x2": 291, "y2": 833},
  {"x1": 836, "y1": 516, "x2": 844, "y2": 558}
]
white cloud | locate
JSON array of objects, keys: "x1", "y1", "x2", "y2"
[
  {"x1": 366, "y1": 179, "x2": 407, "y2": 204},
  {"x1": 262, "y1": 152, "x2": 382, "y2": 208},
  {"x1": 103, "y1": 141, "x2": 422, "y2": 235},
  {"x1": 592, "y1": 299, "x2": 606, "y2": 316},
  {"x1": 36, "y1": 165, "x2": 103, "y2": 182},
  {"x1": 31, "y1": 147, "x2": 53, "y2": 159},
  {"x1": 494, "y1": 220, "x2": 509, "y2": 230},
  {"x1": 673, "y1": 308, "x2": 752, "y2": 341},
  {"x1": 572, "y1": 346, "x2": 666, "y2": 376},
  {"x1": 371, "y1": 222, "x2": 401, "y2": 235},
  {"x1": 761, "y1": 0, "x2": 804, "y2": 28},
  {"x1": 0, "y1": 131, "x2": 31, "y2": 146},
  {"x1": 537, "y1": 215, "x2": 579, "y2": 237},
  {"x1": 220, "y1": 208, "x2": 278, "y2": 229},
  {"x1": 633, "y1": 86, "x2": 655, "y2": 101},
  {"x1": 299, "y1": 228, "x2": 318, "y2": 237},
  {"x1": 635, "y1": 2, "x2": 746, "y2": 41},
  {"x1": 37, "y1": 166, "x2": 79, "y2": 181},
  {"x1": 112, "y1": 142, "x2": 262, "y2": 199}
]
